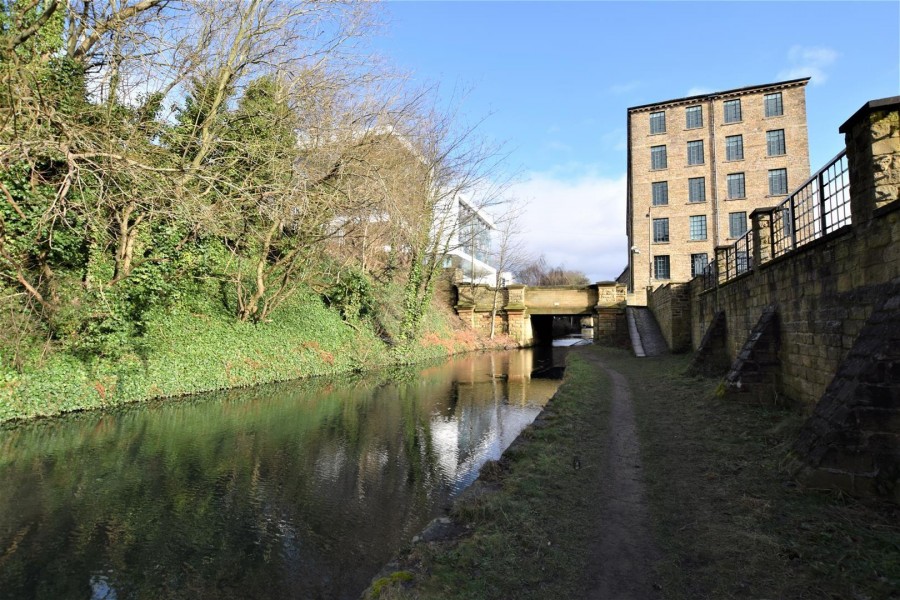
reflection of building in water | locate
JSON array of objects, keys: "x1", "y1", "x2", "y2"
[{"x1": 427, "y1": 349, "x2": 558, "y2": 494}]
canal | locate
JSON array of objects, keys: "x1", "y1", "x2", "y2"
[{"x1": 0, "y1": 344, "x2": 575, "y2": 599}]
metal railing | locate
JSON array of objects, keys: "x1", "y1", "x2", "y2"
[
  {"x1": 772, "y1": 150, "x2": 850, "y2": 258},
  {"x1": 719, "y1": 230, "x2": 754, "y2": 282},
  {"x1": 700, "y1": 149, "x2": 851, "y2": 291},
  {"x1": 701, "y1": 261, "x2": 716, "y2": 290}
]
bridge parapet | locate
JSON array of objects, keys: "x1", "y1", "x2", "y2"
[{"x1": 453, "y1": 281, "x2": 627, "y2": 345}]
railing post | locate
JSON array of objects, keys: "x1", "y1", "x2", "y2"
[
  {"x1": 715, "y1": 245, "x2": 730, "y2": 285},
  {"x1": 751, "y1": 207, "x2": 775, "y2": 267},
  {"x1": 839, "y1": 98, "x2": 900, "y2": 226},
  {"x1": 790, "y1": 194, "x2": 798, "y2": 251},
  {"x1": 818, "y1": 169, "x2": 828, "y2": 236}
]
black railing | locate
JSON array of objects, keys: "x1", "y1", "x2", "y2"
[
  {"x1": 772, "y1": 150, "x2": 850, "y2": 258},
  {"x1": 700, "y1": 149, "x2": 851, "y2": 291},
  {"x1": 718, "y1": 230, "x2": 754, "y2": 282}
]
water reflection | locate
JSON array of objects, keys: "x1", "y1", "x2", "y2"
[{"x1": 0, "y1": 348, "x2": 565, "y2": 600}]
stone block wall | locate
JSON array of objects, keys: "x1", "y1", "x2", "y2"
[
  {"x1": 691, "y1": 98, "x2": 899, "y2": 408},
  {"x1": 689, "y1": 98, "x2": 899, "y2": 499},
  {"x1": 694, "y1": 201, "x2": 900, "y2": 406},
  {"x1": 647, "y1": 282, "x2": 692, "y2": 352},
  {"x1": 453, "y1": 282, "x2": 626, "y2": 346}
]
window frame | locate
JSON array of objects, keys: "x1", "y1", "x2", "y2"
[
  {"x1": 688, "y1": 177, "x2": 706, "y2": 203},
  {"x1": 768, "y1": 168, "x2": 788, "y2": 196},
  {"x1": 686, "y1": 140, "x2": 704, "y2": 165},
  {"x1": 654, "y1": 255, "x2": 671, "y2": 280},
  {"x1": 691, "y1": 253, "x2": 709, "y2": 278},
  {"x1": 685, "y1": 105, "x2": 703, "y2": 129},
  {"x1": 652, "y1": 217, "x2": 670, "y2": 243},
  {"x1": 766, "y1": 129, "x2": 786, "y2": 156},
  {"x1": 689, "y1": 215, "x2": 708, "y2": 241},
  {"x1": 726, "y1": 173, "x2": 746, "y2": 200},
  {"x1": 765, "y1": 92, "x2": 783, "y2": 117},
  {"x1": 725, "y1": 134, "x2": 744, "y2": 161},
  {"x1": 649, "y1": 111, "x2": 666, "y2": 134},
  {"x1": 651, "y1": 181, "x2": 669, "y2": 206},
  {"x1": 723, "y1": 99, "x2": 742, "y2": 123},
  {"x1": 650, "y1": 145, "x2": 667, "y2": 170},
  {"x1": 729, "y1": 211, "x2": 748, "y2": 238}
]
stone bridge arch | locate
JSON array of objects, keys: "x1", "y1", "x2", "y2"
[{"x1": 453, "y1": 282, "x2": 628, "y2": 346}]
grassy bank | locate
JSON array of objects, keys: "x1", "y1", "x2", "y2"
[
  {"x1": 370, "y1": 346, "x2": 899, "y2": 599},
  {"x1": 0, "y1": 285, "x2": 511, "y2": 424},
  {"x1": 370, "y1": 353, "x2": 614, "y2": 599}
]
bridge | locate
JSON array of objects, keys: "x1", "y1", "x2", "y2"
[{"x1": 453, "y1": 282, "x2": 628, "y2": 345}]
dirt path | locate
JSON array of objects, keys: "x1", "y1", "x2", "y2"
[{"x1": 581, "y1": 351, "x2": 661, "y2": 599}]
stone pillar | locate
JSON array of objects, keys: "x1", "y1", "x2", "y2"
[
  {"x1": 455, "y1": 305, "x2": 475, "y2": 328},
  {"x1": 506, "y1": 309, "x2": 528, "y2": 345},
  {"x1": 714, "y1": 245, "x2": 731, "y2": 285},
  {"x1": 839, "y1": 97, "x2": 900, "y2": 225},
  {"x1": 506, "y1": 284, "x2": 526, "y2": 307},
  {"x1": 750, "y1": 207, "x2": 775, "y2": 266},
  {"x1": 594, "y1": 307, "x2": 626, "y2": 346}
]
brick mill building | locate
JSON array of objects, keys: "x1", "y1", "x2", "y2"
[{"x1": 625, "y1": 78, "x2": 811, "y2": 305}]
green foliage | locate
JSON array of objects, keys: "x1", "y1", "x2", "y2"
[
  {"x1": 0, "y1": 278, "x2": 480, "y2": 423},
  {"x1": 327, "y1": 267, "x2": 376, "y2": 323}
]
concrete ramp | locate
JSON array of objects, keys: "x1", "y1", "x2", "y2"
[{"x1": 626, "y1": 307, "x2": 669, "y2": 357}]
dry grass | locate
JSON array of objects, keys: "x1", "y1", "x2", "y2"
[
  {"x1": 596, "y1": 346, "x2": 900, "y2": 600},
  {"x1": 368, "y1": 346, "x2": 900, "y2": 599}
]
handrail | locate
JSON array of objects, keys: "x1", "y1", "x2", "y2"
[{"x1": 700, "y1": 149, "x2": 851, "y2": 291}]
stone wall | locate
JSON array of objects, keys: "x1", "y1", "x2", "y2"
[
  {"x1": 454, "y1": 282, "x2": 627, "y2": 346},
  {"x1": 688, "y1": 97, "x2": 899, "y2": 499},
  {"x1": 647, "y1": 282, "x2": 692, "y2": 352},
  {"x1": 691, "y1": 100, "x2": 899, "y2": 402}
]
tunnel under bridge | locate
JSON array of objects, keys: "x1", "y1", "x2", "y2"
[{"x1": 453, "y1": 283, "x2": 628, "y2": 346}]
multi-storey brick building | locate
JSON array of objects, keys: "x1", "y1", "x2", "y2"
[{"x1": 625, "y1": 78, "x2": 811, "y2": 305}]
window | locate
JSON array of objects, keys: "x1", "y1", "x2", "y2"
[
  {"x1": 651, "y1": 181, "x2": 668, "y2": 206},
  {"x1": 727, "y1": 173, "x2": 746, "y2": 199},
  {"x1": 769, "y1": 168, "x2": 788, "y2": 196},
  {"x1": 688, "y1": 177, "x2": 706, "y2": 202},
  {"x1": 765, "y1": 92, "x2": 783, "y2": 117},
  {"x1": 651, "y1": 145, "x2": 667, "y2": 170},
  {"x1": 685, "y1": 105, "x2": 703, "y2": 129},
  {"x1": 654, "y1": 255, "x2": 670, "y2": 280},
  {"x1": 653, "y1": 218, "x2": 669, "y2": 243},
  {"x1": 725, "y1": 134, "x2": 744, "y2": 161},
  {"x1": 766, "y1": 129, "x2": 786, "y2": 156},
  {"x1": 724, "y1": 99, "x2": 742, "y2": 123},
  {"x1": 650, "y1": 111, "x2": 666, "y2": 134},
  {"x1": 689, "y1": 215, "x2": 707, "y2": 240},
  {"x1": 729, "y1": 212, "x2": 747, "y2": 238},
  {"x1": 691, "y1": 253, "x2": 709, "y2": 277},
  {"x1": 687, "y1": 140, "x2": 704, "y2": 165}
]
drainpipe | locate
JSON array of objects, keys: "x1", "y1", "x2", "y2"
[{"x1": 707, "y1": 96, "x2": 720, "y2": 246}]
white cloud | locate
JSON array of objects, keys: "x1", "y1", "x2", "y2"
[
  {"x1": 778, "y1": 45, "x2": 839, "y2": 85},
  {"x1": 508, "y1": 170, "x2": 627, "y2": 282}
]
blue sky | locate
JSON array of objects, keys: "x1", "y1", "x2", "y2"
[{"x1": 371, "y1": 1, "x2": 899, "y2": 281}]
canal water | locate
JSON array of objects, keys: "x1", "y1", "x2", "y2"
[{"x1": 0, "y1": 345, "x2": 575, "y2": 600}]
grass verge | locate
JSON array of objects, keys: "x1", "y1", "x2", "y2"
[
  {"x1": 0, "y1": 288, "x2": 516, "y2": 424},
  {"x1": 596, "y1": 346, "x2": 899, "y2": 600},
  {"x1": 367, "y1": 352, "x2": 614, "y2": 599},
  {"x1": 370, "y1": 345, "x2": 899, "y2": 600}
]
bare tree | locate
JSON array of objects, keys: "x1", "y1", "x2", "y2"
[
  {"x1": 515, "y1": 255, "x2": 589, "y2": 286},
  {"x1": 487, "y1": 208, "x2": 529, "y2": 338}
]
